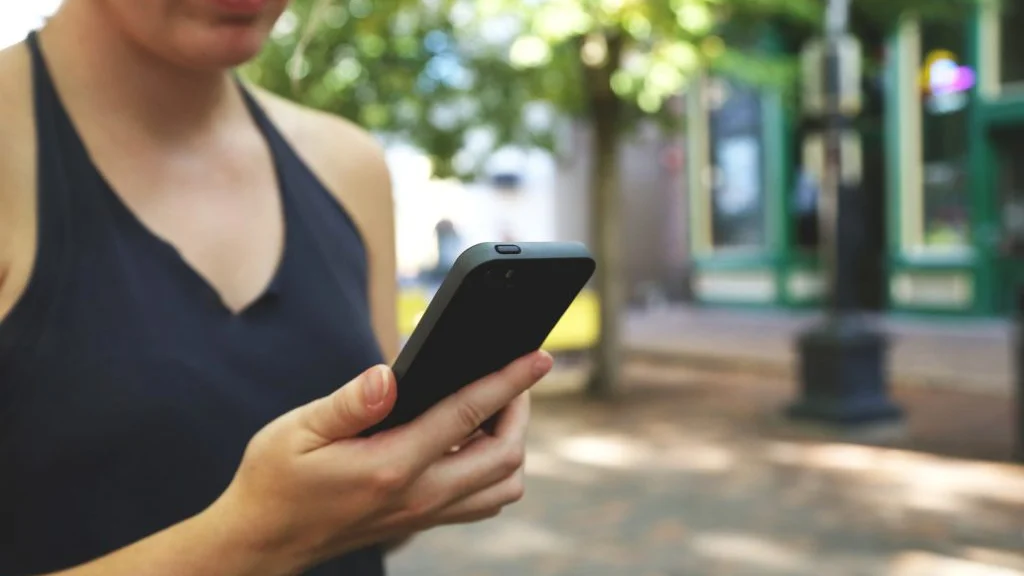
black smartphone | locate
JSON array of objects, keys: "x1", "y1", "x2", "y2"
[{"x1": 365, "y1": 241, "x2": 596, "y2": 435}]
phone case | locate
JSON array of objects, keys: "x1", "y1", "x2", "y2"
[{"x1": 365, "y1": 242, "x2": 595, "y2": 434}]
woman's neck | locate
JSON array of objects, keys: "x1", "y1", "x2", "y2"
[{"x1": 39, "y1": 2, "x2": 242, "y2": 141}]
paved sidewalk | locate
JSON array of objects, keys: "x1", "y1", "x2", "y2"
[
  {"x1": 387, "y1": 364, "x2": 1024, "y2": 576},
  {"x1": 624, "y1": 306, "x2": 1014, "y2": 395}
]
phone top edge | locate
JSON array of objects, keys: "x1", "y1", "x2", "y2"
[{"x1": 458, "y1": 241, "x2": 594, "y2": 263}]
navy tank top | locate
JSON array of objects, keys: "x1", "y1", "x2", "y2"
[{"x1": 0, "y1": 32, "x2": 386, "y2": 576}]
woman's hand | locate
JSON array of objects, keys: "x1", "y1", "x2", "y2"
[{"x1": 207, "y1": 350, "x2": 552, "y2": 574}]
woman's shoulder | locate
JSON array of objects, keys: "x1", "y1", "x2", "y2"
[
  {"x1": 0, "y1": 43, "x2": 36, "y2": 324},
  {"x1": 248, "y1": 85, "x2": 394, "y2": 260},
  {"x1": 250, "y1": 86, "x2": 390, "y2": 192},
  {"x1": 0, "y1": 41, "x2": 30, "y2": 111},
  {"x1": 0, "y1": 43, "x2": 33, "y2": 189},
  {"x1": 250, "y1": 85, "x2": 393, "y2": 223},
  {"x1": 0, "y1": 43, "x2": 33, "y2": 194}
]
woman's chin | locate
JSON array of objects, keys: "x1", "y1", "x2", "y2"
[
  {"x1": 199, "y1": 44, "x2": 266, "y2": 70},
  {"x1": 170, "y1": 27, "x2": 271, "y2": 70}
]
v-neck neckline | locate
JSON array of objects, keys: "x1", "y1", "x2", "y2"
[
  {"x1": 99, "y1": 152, "x2": 293, "y2": 318},
  {"x1": 27, "y1": 31, "x2": 293, "y2": 318},
  {"x1": 93, "y1": 95, "x2": 293, "y2": 318}
]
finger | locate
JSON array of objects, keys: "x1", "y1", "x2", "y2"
[
  {"x1": 437, "y1": 506, "x2": 502, "y2": 526},
  {"x1": 429, "y1": 393, "x2": 529, "y2": 497},
  {"x1": 435, "y1": 469, "x2": 526, "y2": 525},
  {"x1": 450, "y1": 430, "x2": 487, "y2": 453},
  {"x1": 492, "y1": 392, "x2": 531, "y2": 445},
  {"x1": 407, "y1": 427, "x2": 525, "y2": 514},
  {"x1": 297, "y1": 365, "x2": 397, "y2": 449},
  {"x1": 402, "y1": 350, "x2": 552, "y2": 471}
]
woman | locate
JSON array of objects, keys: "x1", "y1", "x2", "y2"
[{"x1": 0, "y1": 1, "x2": 552, "y2": 575}]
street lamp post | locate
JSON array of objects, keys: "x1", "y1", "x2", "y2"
[{"x1": 787, "y1": 0, "x2": 903, "y2": 426}]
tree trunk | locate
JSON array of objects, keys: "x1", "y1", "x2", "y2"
[{"x1": 581, "y1": 34, "x2": 625, "y2": 399}]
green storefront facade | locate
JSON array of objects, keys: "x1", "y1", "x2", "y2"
[{"x1": 685, "y1": 5, "x2": 1024, "y2": 318}]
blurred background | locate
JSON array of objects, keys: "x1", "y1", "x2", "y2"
[{"x1": 6, "y1": 0, "x2": 1024, "y2": 574}]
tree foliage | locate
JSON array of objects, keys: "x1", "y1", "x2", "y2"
[{"x1": 244, "y1": 0, "x2": 985, "y2": 178}]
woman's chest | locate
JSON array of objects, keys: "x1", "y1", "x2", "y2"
[{"x1": 0, "y1": 265, "x2": 383, "y2": 473}]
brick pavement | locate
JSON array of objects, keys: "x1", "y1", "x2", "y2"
[
  {"x1": 387, "y1": 363, "x2": 1024, "y2": 576},
  {"x1": 623, "y1": 306, "x2": 1014, "y2": 396}
]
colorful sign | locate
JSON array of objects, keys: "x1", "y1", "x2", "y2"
[{"x1": 920, "y1": 50, "x2": 976, "y2": 96}]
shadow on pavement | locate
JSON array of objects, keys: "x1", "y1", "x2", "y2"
[{"x1": 388, "y1": 362, "x2": 1024, "y2": 576}]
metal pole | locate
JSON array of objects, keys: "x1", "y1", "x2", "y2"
[
  {"x1": 825, "y1": 0, "x2": 849, "y2": 313},
  {"x1": 786, "y1": 0, "x2": 903, "y2": 427}
]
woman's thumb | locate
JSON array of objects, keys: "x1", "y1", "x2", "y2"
[{"x1": 301, "y1": 365, "x2": 396, "y2": 443}]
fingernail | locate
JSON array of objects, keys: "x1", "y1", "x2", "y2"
[
  {"x1": 531, "y1": 351, "x2": 553, "y2": 379},
  {"x1": 364, "y1": 365, "x2": 390, "y2": 407}
]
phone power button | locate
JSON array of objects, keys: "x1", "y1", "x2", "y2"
[{"x1": 495, "y1": 244, "x2": 521, "y2": 254}]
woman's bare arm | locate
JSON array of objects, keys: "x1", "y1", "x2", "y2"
[{"x1": 43, "y1": 506, "x2": 285, "y2": 576}]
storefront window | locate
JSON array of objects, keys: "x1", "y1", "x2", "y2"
[
  {"x1": 707, "y1": 77, "x2": 766, "y2": 249},
  {"x1": 1000, "y1": 3, "x2": 1024, "y2": 89},
  {"x1": 919, "y1": 23, "x2": 972, "y2": 249},
  {"x1": 994, "y1": 129, "x2": 1024, "y2": 256}
]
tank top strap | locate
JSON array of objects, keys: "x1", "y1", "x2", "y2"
[
  {"x1": 24, "y1": 30, "x2": 100, "y2": 193},
  {"x1": 0, "y1": 32, "x2": 78, "y2": 360},
  {"x1": 234, "y1": 80, "x2": 297, "y2": 169},
  {"x1": 232, "y1": 79, "x2": 371, "y2": 287},
  {"x1": 23, "y1": 30, "x2": 106, "y2": 221}
]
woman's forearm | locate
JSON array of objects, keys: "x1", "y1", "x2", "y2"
[{"x1": 44, "y1": 504, "x2": 292, "y2": 576}]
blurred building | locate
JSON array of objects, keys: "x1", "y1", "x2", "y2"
[
  {"x1": 678, "y1": 7, "x2": 1024, "y2": 318},
  {"x1": 552, "y1": 118, "x2": 691, "y2": 306},
  {"x1": 387, "y1": 145, "x2": 559, "y2": 284}
]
